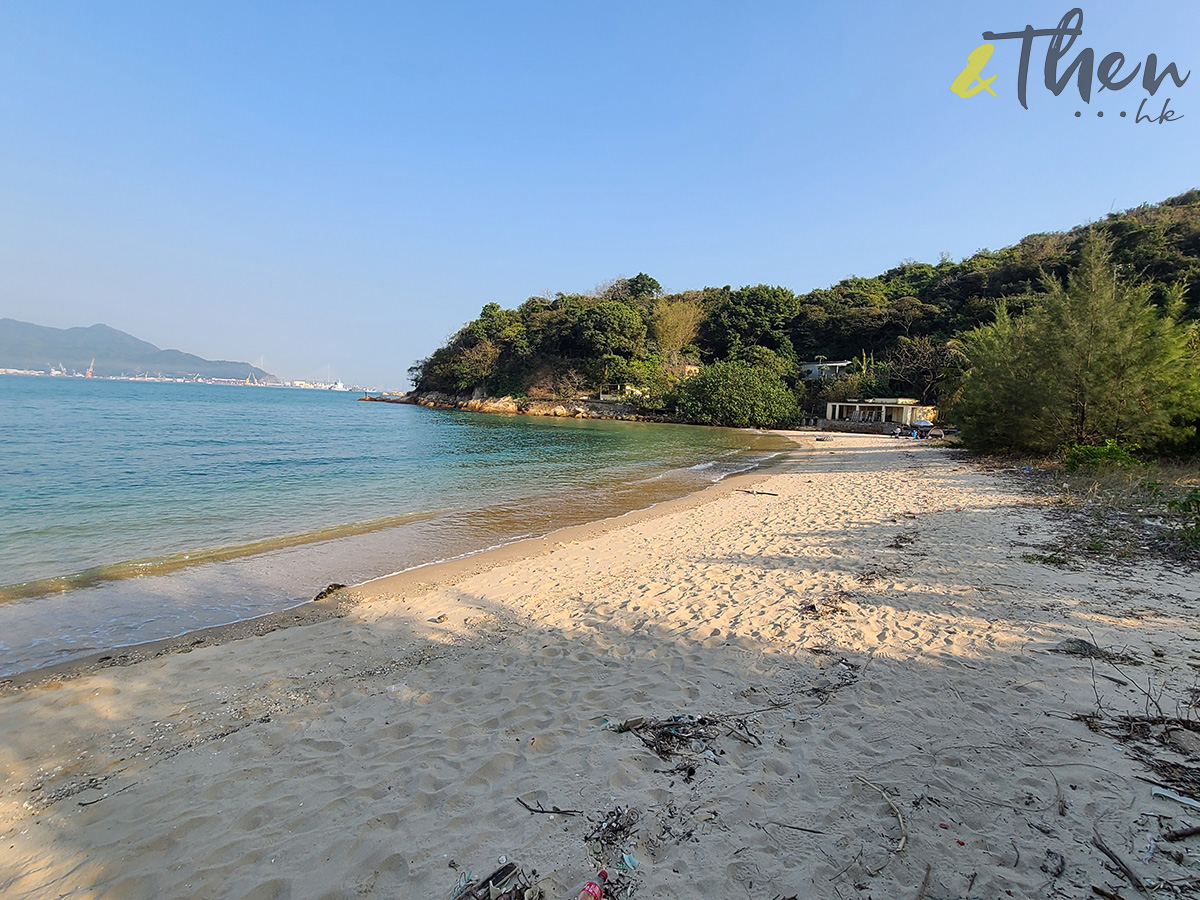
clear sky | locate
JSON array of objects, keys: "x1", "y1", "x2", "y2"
[{"x1": 1, "y1": 1, "x2": 1196, "y2": 388}]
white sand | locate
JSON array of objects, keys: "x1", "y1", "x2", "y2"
[{"x1": 3, "y1": 433, "x2": 1200, "y2": 899}]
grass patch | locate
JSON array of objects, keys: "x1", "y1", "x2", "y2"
[
  {"x1": 1047, "y1": 459, "x2": 1200, "y2": 566},
  {"x1": 1168, "y1": 487, "x2": 1200, "y2": 548},
  {"x1": 1060, "y1": 439, "x2": 1143, "y2": 473},
  {"x1": 987, "y1": 454, "x2": 1200, "y2": 569}
]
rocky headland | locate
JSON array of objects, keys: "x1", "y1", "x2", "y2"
[{"x1": 360, "y1": 390, "x2": 673, "y2": 422}]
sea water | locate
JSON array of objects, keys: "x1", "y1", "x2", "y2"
[{"x1": 0, "y1": 376, "x2": 791, "y2": 675}]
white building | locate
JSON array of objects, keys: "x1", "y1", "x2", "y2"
[
  {"x1": 799, "y1": 359, "x2": 853, "y2": 380},
  {"x1": 825, "y1": 397, "x2": 934, "y2": 426}
]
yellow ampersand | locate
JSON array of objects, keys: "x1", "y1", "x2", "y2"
[{"x1": 951, "y1": 43, "x2": 998, "y2": 97}]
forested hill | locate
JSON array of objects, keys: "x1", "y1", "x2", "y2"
[{"x1": 408, "y1": 190, "x2": 1200, "y2": 438}]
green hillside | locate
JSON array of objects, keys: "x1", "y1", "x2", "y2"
[{"x1": 409, "y1": 189, "x2": 1200, "y2": 450}]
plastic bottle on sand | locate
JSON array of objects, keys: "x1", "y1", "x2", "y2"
[{"x1": 577, "y1": 870, "x2": 607, "y2": 900}]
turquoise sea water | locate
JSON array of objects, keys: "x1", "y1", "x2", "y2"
[{"x1": 0, "y1": 376, "x2": 790, "y2": 676}]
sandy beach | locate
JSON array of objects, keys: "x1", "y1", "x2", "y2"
[{"x1": 4, "y1": 432, "x2": 1200, "y2": 899}]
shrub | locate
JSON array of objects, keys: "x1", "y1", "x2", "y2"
[
  {"x1": 673, "y1": 360, "x2": 798, "y2": 428},
  {"x1": 1168, "y1": 488, "x2": 1200, "y2": 547},
  {"x1": 1060, "y1": 440, "x2": 1142, "y2": 472}
]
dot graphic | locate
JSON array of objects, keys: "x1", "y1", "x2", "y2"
[
  {"x1": 1120, "y1": 111, "x2": 1127, "y2": 117},
  {"x1": 1097, "y1": 111, "x2": 1104, "y2": 117},
  {"x1": 1075, "y1": 111, "x2": 1081, "y2": 117}
]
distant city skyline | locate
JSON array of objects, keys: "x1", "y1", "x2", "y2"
[{"x1": 1, "y1": 1, "x2": 1197, "y2": 389}]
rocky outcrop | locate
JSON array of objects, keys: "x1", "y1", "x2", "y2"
[{"x1": 376, "y1": 391, "x2": 674, "y2": 422}]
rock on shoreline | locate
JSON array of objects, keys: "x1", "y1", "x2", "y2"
[{"x1": 360, "y1": 390, "x2": 674, "y2": 422}]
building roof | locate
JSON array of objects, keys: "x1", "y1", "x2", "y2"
[{"x1": 836, "y1": 398, "x2": 920, "y2": 405}]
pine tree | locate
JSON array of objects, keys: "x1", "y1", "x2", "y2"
[
  {"x1": 1028, "y1": 234, "x2": 1199, "y2": 451},
  {"x1": 950, "y1": 234, "x2": 1200, "y2": 453},
  {"x1": 946, "y1": 302, "x2": 1043, "y2": 452}
]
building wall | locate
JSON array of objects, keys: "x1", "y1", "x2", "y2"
[{"x1": 825, "y1": 403, "x2": 937, "y2": 424}]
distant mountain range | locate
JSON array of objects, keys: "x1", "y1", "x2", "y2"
[{"x1": 0, "y1": 319, "x2": 275, "y2": 381}]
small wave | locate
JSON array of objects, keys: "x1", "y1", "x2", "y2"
[{"x1": 0, "y1": 510, "x2": 446, "y2": 605}]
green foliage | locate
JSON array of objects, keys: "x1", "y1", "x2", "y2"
[
  {"x1": 649, "y1": 296, "x2": 704, "y2": 362},
  {"x1": 409, "y1": 191, "x2": 1200, "y2": 452},
  {"x1": 1168, "y1": 488, "x2": 1200, "y2": 547},
  {"x1": 672, "y1": 361, "x2": 798, "y2": 428},
  {"x1": 412, "y1": 336, "x2": 499, "y2": 392},
  {"x1": 784, "y1": 193, "x2": 1200, "y2": 359},
  {"x1": 733, "y1": 345, "x2": 797, "y2": 380},
  {"x1": 470, "y1": 302, "x2": 529, "y2": 355},
  {"x1": 1167, "y1": 487, "x2": 1200, "y2": 513},
  {"x1": 1060, "y1": 440, "x2": 1142, "y2": 472},
  {"x1": 885, "y1": 336, "x2": 964, "y2": 404},
  {"x1": 576, "y1": 301, "x2": 646, "y2": 358},
  {"x1": 412, "y1": 289, "x2": 656, "y2": 395},
  {"x1": 698, "y1": 285, "x2": 800, "y2": 360},
  {"x1": 949, "y1": 235, "x2": 1200, "y2": 454},
  {"x1": 602, "y1": 273, "x2": 663, "y2": 303},
  {"x1": 1029, "y1": 238, "x2": 1198, "y2": 448},
  {"x1": 623, "y1": 356, "x2": 676, "y2": 410},
  {"x1": 944, "y1": 302, "x2": 1043, "y2": 451},
  {"x1": 625, "y1": 273, "x2": 663, "y2": 301}
]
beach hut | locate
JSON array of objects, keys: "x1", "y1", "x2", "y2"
[{"x1": 825, "y1": 397, "x2": 934, "y2": 426}]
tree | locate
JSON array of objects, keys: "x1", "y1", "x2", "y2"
[
  {"x1": 673, "y1": 360, "x2": 798, "y2": 428},
  {"x1": 886, "y1": 336, "x2": 964, "y2": 404},
  {"x1": 1028, "y1": 237, "x2": 1198, "y2": 448},
  {"x1": 698, "y1": 284, "x2": 799, "y2": 359},
  {"x1": 734, "y1": 344, "x2": 797, "y2": 380},
  {"x1": 623, "y1": 355, "x2": 675, "y2": 409},
  {"x1": 949, "y1": 235, "x2": 1200, "y2": 452},
  {"x1": 471, "y1": 302, "x2": 529, "y2": 356},
  {"x1": 888, "y1": 295, "x2": 936, "y2": 336},
  {"x1": 412, "y1": 336, "x2": 501, "y2": 392},
  {"x1": 625, "y1": 273, "x2": 663, "y2": 301},
  {"x1": 575, "y1": 301, "x2": 647, "y2": 358},
  {"x1": 943, "y1": 302, "x2": 1044, "y2": 451},
  {"x1": 650, "y1": 296, "x2": 705, "y2": 363},
  {"x1": 1041, "y1": 241, "x2": 1190, "y2": 448},
  {"x1": 555, "y1": 368, "x2": 589, "y2": 400},
  {"x1": 601, "y1": 273, "x2": 663, "y2": 303}
]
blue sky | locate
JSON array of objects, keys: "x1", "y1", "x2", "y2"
[{"x1": 1, "y1": 1, "x2": 1197, "y2": 388}]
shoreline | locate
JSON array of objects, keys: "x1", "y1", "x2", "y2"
[
  {"x1": 0, "y1": 455, "x2": 790, "y2": 696},
  {"x1": 6, "y1": 432, "x2": 1200, "y2": 899},
  {"x1": 0, "y1": 412, "x2": 794, "y2": 681}
]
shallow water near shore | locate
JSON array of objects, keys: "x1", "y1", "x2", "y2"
[{"x1": 0, "y1": 376, "x2": 791, "y2": 676}]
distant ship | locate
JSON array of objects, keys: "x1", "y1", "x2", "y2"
[{"x1": 330, "y1": 381, "x2": 350, "y2": 391}]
